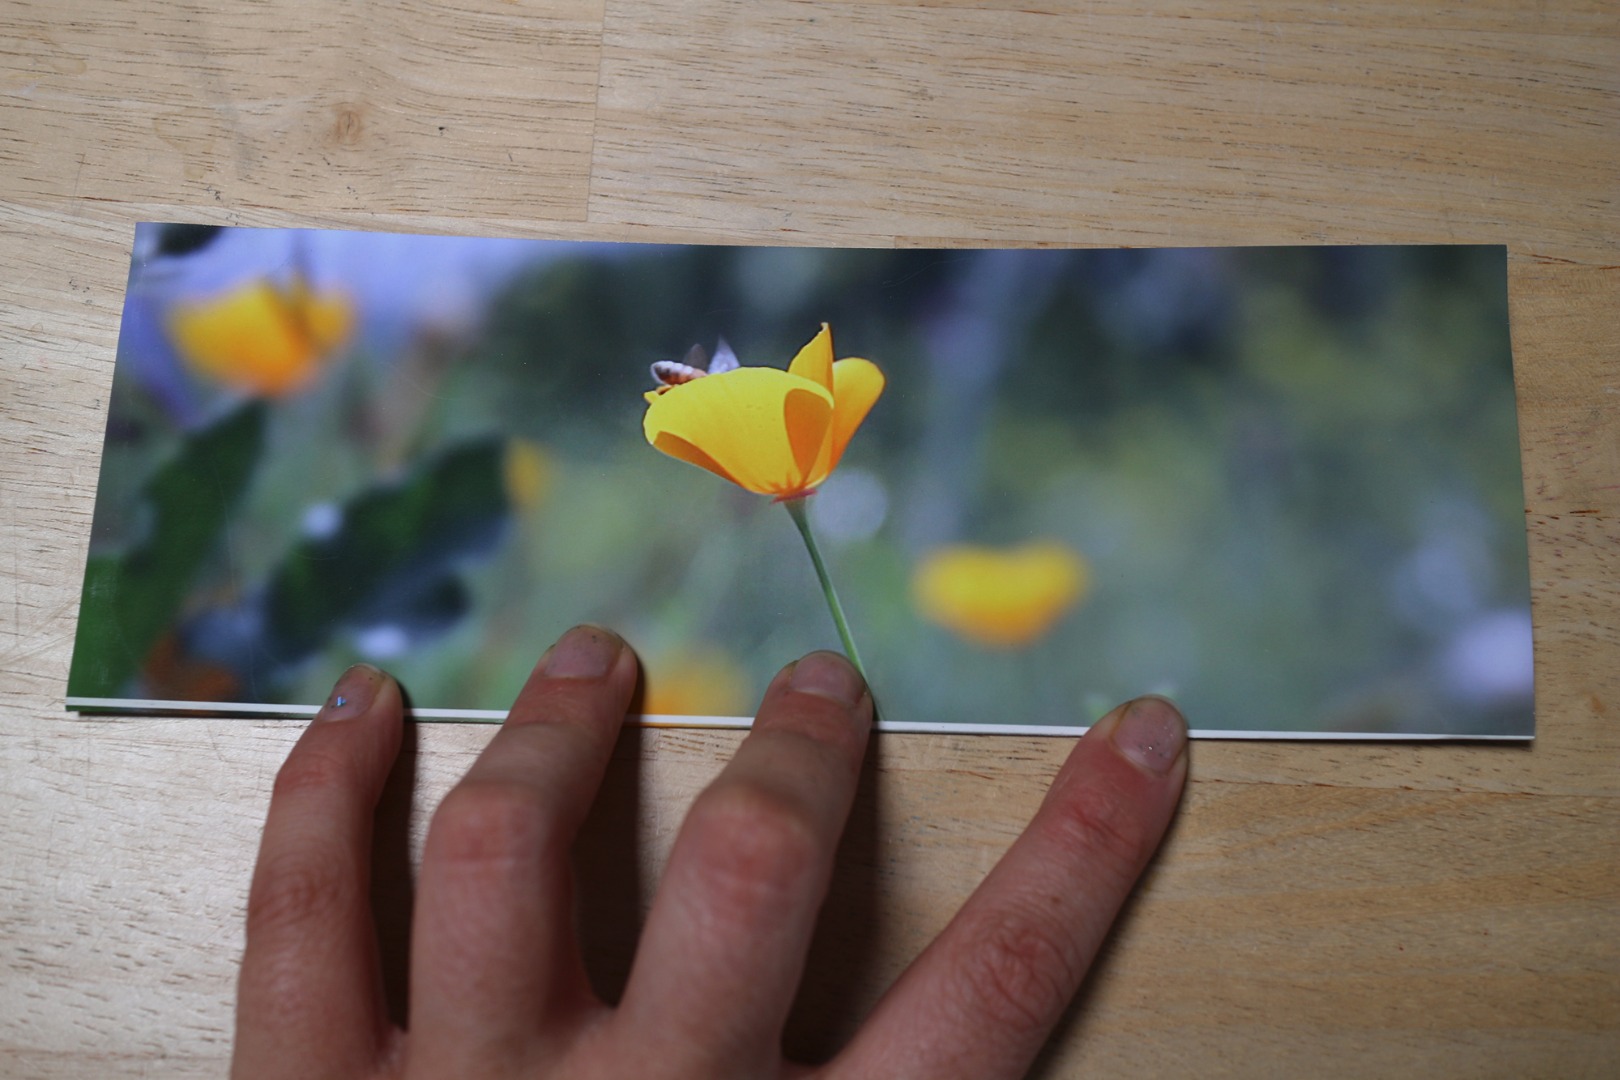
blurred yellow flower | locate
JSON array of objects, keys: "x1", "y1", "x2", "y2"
[
  {"x1": 503, "y1": 438, "x2": 555, "y2": 511},
  {"x1": 913, "y1": 541, "x2": 1089, "y2": 648},
  {"x1": 642, "y1": 645, "x2": 752, "y2": 718},
  {"x1": 167, "y1": 276, "x2": 354, "y2": 397},
  {"x1": 642, "y1": 324, "x2": 884, "y2": 500}
]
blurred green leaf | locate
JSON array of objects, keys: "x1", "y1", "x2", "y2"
[
  {"x1": 67, "y1": 402, "x2": 266, "y2": 698},
  {"x1": 263, "y1": 439, "x2": 510, "y2": 664}
]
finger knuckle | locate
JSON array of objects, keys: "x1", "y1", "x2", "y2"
[
  {"x1": 765, "y1": 703, "x2": 868, "y2": 768},
  {"x1": 951, "y1": 907, "x2": 1080, "y2": 1037},
  {"x1": 430, "y1": 779, "x2": 558, "y2": 867},
  {"x1": 270, "y1": 746, "x2": 354, "y2": 801},
  {"x1": 246, "y1": 852, "x2": 355, "y2": 940},
  {"x1": 1045, "y1": 783, "x2": 1150, "y2": 884},
  {"x1": 684, "y1": 782, "x2": 823, "y2": 912}
]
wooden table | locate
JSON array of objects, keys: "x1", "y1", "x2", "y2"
[{"x1": 2, "y1": 2, "x2": 1615, "y2": 1075}]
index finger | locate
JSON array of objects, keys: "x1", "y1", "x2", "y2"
[
  {"x1": 234, "y1": 665, "x2": 404, "y2": 1080},
  {"x1": 831, "y1": 697, "x2": 1189, "y2": 1080},
  {"x1": 407, "y1": 626, "x2": 638, "y2": 1074}
]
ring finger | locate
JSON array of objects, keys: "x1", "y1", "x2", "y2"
[{"x1": 608, "y1": 651, "x2": 874, "y2": 1077}]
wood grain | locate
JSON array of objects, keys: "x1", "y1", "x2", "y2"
[{"x1": 2, "y1": 1, "x2": 1616, "y2": 1076}]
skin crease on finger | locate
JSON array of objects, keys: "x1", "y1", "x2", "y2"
[{"x1": 232, "y1": 628, "x2": 1189, "y2": 1080}]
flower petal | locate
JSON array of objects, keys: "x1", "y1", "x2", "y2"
[
  {"x1": 786, "y1": 323, "x2": 834, "y2": 394},
  {"x1": 814, "y1": 357, "x2": 886, "y2": 485},
  {"x1": 912, "y1": 542, "x2": 1089, "y2": 648},
  {"x1": 647, "y1": 429, "x2": 739, "y2": 487},
  {"x1": 783, "y1": 382, "x2": 833, "y2": 485},
  {"x1": 643, "y1": 644, "x2": 751, "y2": 717},
  {"x1": 503, "y1": 438, "x2": 554, "y2": 511},
  {"x1": 168, "y1": 278, "x2": 353, "y2": 397},
  {"x1": 643, "y1": 367, "x2": 834, "y2": 496},
  {"x1": 298, "y1": 283, "x2": 355, "y2": 356}
]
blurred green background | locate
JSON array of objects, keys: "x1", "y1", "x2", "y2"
[{"x1": 69, "y1": 228, "x2": 1532, "y2": 735}]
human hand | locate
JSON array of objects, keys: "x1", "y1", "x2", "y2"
[{"x1": 233, "y1": 625, "x2": 1187, "y2": 1079}]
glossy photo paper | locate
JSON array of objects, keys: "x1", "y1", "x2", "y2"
[{"x1": 68, "y1": 227, "x2": 1534, "y2": 738}]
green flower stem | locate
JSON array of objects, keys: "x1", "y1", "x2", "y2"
[{"x1": 782, "y1": 496, "x2": 867, "y2": 682}]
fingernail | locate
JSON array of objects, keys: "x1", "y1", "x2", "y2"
[
  {"x1": 539, "y1": 625, "x2": 623, "y2": 679},
  {"x1": 1111, "y1": 696, "x2": 1187, "y2": 775},
  {"x1": 321, "y1": 664, "x2": 383, "y2": 722},
  {"x1": 787, "y1": 651, "x2": 865, "y2": 707}
]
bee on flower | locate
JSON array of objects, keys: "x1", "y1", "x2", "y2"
[{"x1": 649, "y1": 339, "x2": 740, "y2": 393}]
